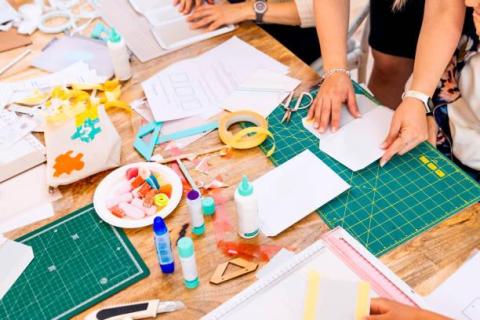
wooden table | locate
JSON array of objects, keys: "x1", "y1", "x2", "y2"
[{"x1": 2, "y1": 19, "x2": 479, "y2": 319}]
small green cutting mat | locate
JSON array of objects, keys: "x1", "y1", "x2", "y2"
[
  {"x1": 256, "y1": 86, "x2": 480, "y2": 256},
  {"x1": 0, "y1": 204, "x2": 149, "y2": 320}
]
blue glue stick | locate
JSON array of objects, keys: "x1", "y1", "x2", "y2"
[{"x1": 153, "y1": 216, "x2": 175, "y2": 273}]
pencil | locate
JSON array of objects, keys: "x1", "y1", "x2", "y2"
[{"x1": 0, "y1": 49, "x2": 32, "y2": 77}]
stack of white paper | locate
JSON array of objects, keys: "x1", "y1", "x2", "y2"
[
  {"x1": 142, "y1": 37, "x2": 289, "y2": 122},
  {"x1": 253, "y1": 150, "x2": 350, "y2": 236}
]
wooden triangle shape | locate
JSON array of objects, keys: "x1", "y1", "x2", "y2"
[{"x1": 210, "y1": 258, "x2": 258, "y2": 285}]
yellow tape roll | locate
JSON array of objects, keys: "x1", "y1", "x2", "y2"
[{"x1": 218, "y1": 110, "x2": 275, "y2": 156}]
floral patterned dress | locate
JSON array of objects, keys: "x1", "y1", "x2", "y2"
[{"x1": 432, "y1": 8, "x2": 480, "y2": 182}]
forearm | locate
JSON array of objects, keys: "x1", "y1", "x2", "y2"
[
  {"x1": 411, "y1": 0, "x2": 465, "y2": 96},
  {"x1": 314, "y1": 0, "x2": 349, "y2": 69},
  {"x1": 417, "y1": 309, "x2": 452, "y2": 320},
  {"x1": 242, "y1": 1, "x2": 301, "y2": 26}
]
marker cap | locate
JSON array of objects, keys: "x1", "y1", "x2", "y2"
[
  {"x1": 202, "y1": 197, "x2": 215, "y2": 216},
  {"x1": 177, "y1": 237, "x2": 194, "y2": 258},
  {"x1": 153, "y1": 216, "x2": 167, "y2": 235},
  {"x1": 109, "y1": 28, "x2": 122, "y2": 43}
]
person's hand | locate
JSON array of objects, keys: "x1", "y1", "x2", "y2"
[
  {"x1": 187, "y1": 3, "x2": 250, "y2": 31},
  {"x1": 174, "y1": 0, "x2": 212, "y2": 15},
  {"x1": 380, "y1": 98, "x2": 428, "y2": 167},
  {"x1": 365, "y1": 298, "x2": 449, "y2": 320},
  {"x1": 307, "y1": 72, "x2": 360, "y2": 133}
]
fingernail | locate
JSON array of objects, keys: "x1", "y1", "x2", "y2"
[
  {"x1": 319, "y1": 127, "x2": 325, "y2": 133},
  {"x1": 313, "y1": 122, "x2": 319, "y2": 129},
  {"x1": 332, "y1": 127, "x2": 337, "y2": 133},
  {"x1": 380, "y1": 142, "x2": 386, "y2": 149},
  {"x1": 380, "y1": 159, "x2": 385, "y2": 167}
]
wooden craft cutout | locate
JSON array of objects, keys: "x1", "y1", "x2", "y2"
[{"x1": 210, "y1": 258, "x2": 258, "y2": 285}]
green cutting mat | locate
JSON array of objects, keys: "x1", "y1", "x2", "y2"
[
  {"x1": 256, "y1": 86, "x2": 480, "y2": 256},
  {"x1": 0, "y1": 204, "x2": 149, "y2": 320}
]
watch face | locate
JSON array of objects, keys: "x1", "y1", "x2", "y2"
[
  {"x1": 427, "y1": 98, "x2": 435, "y2": 112},
  {"x1": 254, "y1": 1, "x2": 267, "y2": 14}
]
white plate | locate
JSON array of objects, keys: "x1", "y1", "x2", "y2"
[{"x1": 93, "y1": 162, "x2": 183, "y2": 228}]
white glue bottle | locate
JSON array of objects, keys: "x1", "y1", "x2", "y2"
[
  {"x1": 234, "y1": 175, "x2": 259, "y2": 239},
  {"x1": 177, "y1": 237, "x2": 199, "y2": 289},
  {"x1": 107, "y1": 28, "x2": 131, "y2": 81}
]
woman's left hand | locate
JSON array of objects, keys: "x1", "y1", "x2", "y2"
[
  {"x1": 187, "y1": 3, "x2": 250, "y2": 31},
  {"x1": 380, "y1": 98, "x2": 429, "y2": 167}
]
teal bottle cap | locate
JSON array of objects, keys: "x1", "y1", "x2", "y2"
[
  {"x1": 192, "y1": 224, "x2": 205, "y2": 235},
  {"x1": 177, "y1": 237, "x2": 194, "y2": 258},
  {"x1": 238, "y1": 175, "x2": 253, "y2": 196},
  {"x1": 109, "y1": 28, "x2": 122, "y2": 43},
  {"x1": 184, "y1": 277, "x2": 199, "y2": 289},
  {"x1": 202, "y1": 197, "x2": 215, "y2": 216}
]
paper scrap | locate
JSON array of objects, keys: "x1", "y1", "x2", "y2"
[
  {"x1": 223, "y1": 69, "x2": 301, "y2": 117},
  {"x1": 253, "y1": 149, "x2": 350, "y2": 236},
  {"x1": 0, "y1": 165, "x2": 56, "y2": 233},
  {"x1": 142, "y1": 36, "x2": 288, "y2": 121},
  {"x1": 426, "y1": 251, "x2": 480, "y2": 320},
  {"x1": 304, "y1": 271, "x2": 370, "y2": 320}
]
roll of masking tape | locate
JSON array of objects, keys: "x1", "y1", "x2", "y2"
[{"x1": 218, "y1": 110, "x2": 275, "y2": 156}]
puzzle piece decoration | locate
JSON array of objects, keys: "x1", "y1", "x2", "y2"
[
  {"x1": 71, "y1": 118, "x2": 102, "y2": 143},
  {"x1": 53, "y1": 150, "x2": 85, "y2": 177}
]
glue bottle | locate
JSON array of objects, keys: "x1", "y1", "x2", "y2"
[
  {"x1": 234, "y1": 175, "x2": 259, "y2": 239},
  {"x1": 107, "y1": 28, "x2": 131, "y2": 81},
  {"x1": 177, "y1": 237, "x2": 199, "y2": 289},
  {"x1": 153, "y1": 216, "x2": 175, "y2": 274}
]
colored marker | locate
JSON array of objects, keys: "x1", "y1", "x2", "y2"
[
  {"x1": 153, "y1": 216, "x2": 175, "y2": 273},
  {"x1": 187, "y1": 190, "x2": 205, "y2": 235}
]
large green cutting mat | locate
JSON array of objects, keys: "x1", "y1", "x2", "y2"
[
  {"x1": 0, "y1": 204, "x2": 149, "y2": 320},
  {"x1": 257, "y1": 89, "x2": 480, "y2": 256}
]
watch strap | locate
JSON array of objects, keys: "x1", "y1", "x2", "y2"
[{"x1": 402, "y1": 90, "x2": 433, "y2": 114}]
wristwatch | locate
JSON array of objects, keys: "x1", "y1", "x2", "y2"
[
  {"x1": 253, "y1": 0, "x2": 268, "y2": 24},
  {"x1": 402, "y1": 90, "x2": 434, "y2": 115}
]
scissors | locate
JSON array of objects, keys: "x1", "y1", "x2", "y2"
[{"x1": 281, "y1": 91, "x2": 314, "y2": 124}]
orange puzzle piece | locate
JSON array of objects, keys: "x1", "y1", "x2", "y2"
[{"x1": 53, "y1": 150, "x2": 85, "y2": 177}]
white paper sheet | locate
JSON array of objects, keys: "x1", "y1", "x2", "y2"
[
  {"x1": 142, "y1": 37, "x2": 288, "y2": 121},
  {"x1": 302, "y1": 94, "x2": 378, "y2": 141},
  {"x1": 223, "y1": 69, "x2": 301, "y2": 117},
  {"x1": 319, "y1": 106, "x2": 393, "y2": 171},
  {"x1": 0, "y1": 62, "x2": 106, "y2": 103},
  {"x1": 253, "y1": 150, "x2": 350, "y2": 236},
  {"x1": 426, "y1": 251, "x2": 480, "y2": 320},
  {"x1": 302, "y1": 94, "x2": 393, "y2": 172},
  {"x1": 0, "y1": 165, "x2": 56, "y2": 233},
  {"x1": 256, "y1": 248, "x2": 295, "y2": 279}
]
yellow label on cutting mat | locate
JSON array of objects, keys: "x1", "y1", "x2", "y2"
[{"x1": 218, "y1": 110, "x2": 275, "y2": 156}]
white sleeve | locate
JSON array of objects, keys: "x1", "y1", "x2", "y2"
[{"x1": 294, "y1": 0, "x2": 315, "y2": 28}]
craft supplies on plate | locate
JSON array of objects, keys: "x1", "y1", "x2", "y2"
[
  {"x1": 107, "y1": 28, "x2": 131, "y2": 81},
  {"x1": 177, "y1": 237, "x2": 199, "y2": 289},
  {"x1": 153, "y1": 216, "x2": 175, "y2": 274},
  {"x1": 94, "y1": 162, "x2": 182, "y2": 228},
  {"x1": 187, "y1": 190, "x2": 205, "y2": 236},
  {"x1": 234, "y1": 175, "x2": 259, "y2": 239}
]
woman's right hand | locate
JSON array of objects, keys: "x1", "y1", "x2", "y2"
[{"x1": 307, "y1": 71, "x2": 360, "y2": 133}]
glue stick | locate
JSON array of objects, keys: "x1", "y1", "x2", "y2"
[
  {"x1": 107, "y1": 28, "x2": 131, "y2": 81},
  {"x1": 187, "y1": 190, "x2": 205, "y2": 235},
  {"x1": 153, "y1": 216, "x2": 175, "y2": 274},
  {"x1": 177, "y1": 237, "x2": 199, "y2": 289},
  {"x1": 234, "y1": 175, "x2": 259, "y2": 239}
]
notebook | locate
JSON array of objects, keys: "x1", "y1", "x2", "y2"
[{"x1": 0, "y1": 110, "x2": 46, "y2": 182}]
